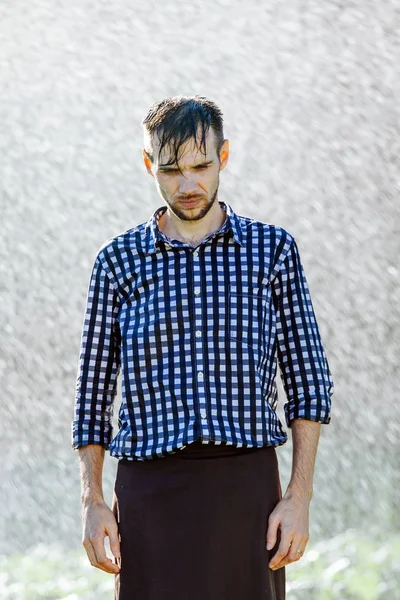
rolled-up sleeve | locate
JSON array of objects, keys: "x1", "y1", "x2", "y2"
[
  {"x1": 273, "y1": 236, "x2": 335, "y2": 428},
  {"x1": 71, "y1": 251, "x2": 121, "y2": 450}
]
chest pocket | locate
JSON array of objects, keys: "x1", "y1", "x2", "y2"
[{"x1": 228, "y1": 283, "x2": 271, "y2": 351}]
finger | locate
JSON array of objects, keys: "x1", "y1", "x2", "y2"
[
  {"x1": 83, "y1": 540, "x2": 97, "y2": 567},
  {"x1": 91, "y1": 535, "x2": 121, "y2": 573},
  {"x1": 270, "y1": 550, "x2": 300, "y2": 570},
  {"x1": 284, "y1": 536, "x2": 308, "y2": 565},
  {"x1": 265, "y1": 514, "x2": 280, "y2": 550},
  {"x1": 83, "y1": 540, "x2": 115, "y2": 574},
  {"x1": 107, "y1": 524, "x2": 121, "y2": 559},
  {"x1": 268, "y1": 531, "x2": 293, "y2": 570},
  {"x1": 271, "y1": 536, "x2": 306, "y2": 570}
]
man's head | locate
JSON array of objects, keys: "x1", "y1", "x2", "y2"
[{"x1": 141, "y1": 95, "x2": 229, "y2": 222}]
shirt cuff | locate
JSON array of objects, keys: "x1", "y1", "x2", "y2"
[
  {"x1": 284, "y1": 394, "x2": 332, "y2": 428},
  {"x1": 71, "y1": 419, "x2": 113, "y2": 450}
]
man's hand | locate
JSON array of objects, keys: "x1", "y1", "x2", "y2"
[
  {"x1": 82, "y1": 499, "x2": 121, "y2": 574},
  {"x1": 265, "y1": 491, "x2": 310, "y2": 571}
]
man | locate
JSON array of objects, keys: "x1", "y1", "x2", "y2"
[{"x1": 72, "y1": 95, "x2": 334, "y2": 600}]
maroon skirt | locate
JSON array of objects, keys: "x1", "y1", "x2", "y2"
[{"x1": 111, "y1": 440, "x2": 286, "y2": 599}]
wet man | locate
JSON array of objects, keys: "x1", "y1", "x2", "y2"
[{"x1": 72, "y1": 94, "x2": 334, "y2": 600}]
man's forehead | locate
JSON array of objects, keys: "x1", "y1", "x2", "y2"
[
  {"x1": 156, "y1": 139, "x2": 215, "y2": 167},
  {"x1": 158, "y1": 150, "x2": 213, "y2": 167},
  {"x1": 151, "y1": 127, "x2": 216, "y2": 162}
]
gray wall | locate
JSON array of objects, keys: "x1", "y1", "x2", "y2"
[{"x1": 1, "y1": 0, "x2": 399, "y2": 555}]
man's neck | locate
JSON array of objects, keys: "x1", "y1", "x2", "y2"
[{"x1": 158, "y1": 203, "x2": 226, "y2": 246}]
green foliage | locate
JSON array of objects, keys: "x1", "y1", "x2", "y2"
[
  {"x1": 286, "y1": 528, "x2": 400, "y2": 600},
  {"x1": 0, "y1": 529, "x2": 399, "y2": 599},
  {"x1": 0, "y1": 544, "x2": 114, "y2": 600}
]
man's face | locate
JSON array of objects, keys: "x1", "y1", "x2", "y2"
[{"x1": 143, "y1": 127, "x2": 229, "y2": 222}]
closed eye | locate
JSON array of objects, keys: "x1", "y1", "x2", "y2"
[{"x1": 160, "y1": 163, "x2": 212, "y2": 174}]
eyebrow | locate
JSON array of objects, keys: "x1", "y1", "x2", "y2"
[{"x1": 158, "y1": 160, "x2": 213, "y2": 170}]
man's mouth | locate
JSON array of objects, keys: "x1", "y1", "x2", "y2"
[{"x1": 180, "y1": 198, "x2": 202, "y2": 207}]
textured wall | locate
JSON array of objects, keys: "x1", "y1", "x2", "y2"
[{"x1": 1, "y1": 0, "x2": 399, "y2": 555}]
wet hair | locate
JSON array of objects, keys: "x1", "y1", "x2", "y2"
[{"x1": 141, "y1": 95, "x2": 225, "y2": 174}]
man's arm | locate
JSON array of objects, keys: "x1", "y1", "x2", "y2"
[
  {"x1": 272, "y1": 235, "x2": 334, "y2": 428},
  {"x1": 71, "y1": 251, "x2": 121, "y2": 450},
  {"x1": 79, "y1": 444, "x2": 121, "y2": 574},
  {"x1": 78, "y1": 444, "x2": 105, "y2": 505},
  {"x1": 266, "y1": 233, "x2": 335, "y2": 570},
  {"x1": 266, "y1": 418, "x2": 320, "y2": 570},
  {"x1": 275, "y1": 236, "x2": 333, "y2": 501},
  {"x1": 72, "y1": 248, "x2": 122, "y2": 574},
  {"x1": 285, "y1": 419, "x2": 321, "y2": 502}
]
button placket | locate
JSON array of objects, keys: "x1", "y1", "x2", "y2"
[{"x1": 192, "y1": 248, "x2": 208, "y2": 430}]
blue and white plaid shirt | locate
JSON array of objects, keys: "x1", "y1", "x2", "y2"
[{"x1": 71, "y1": 201, "x2": 334, "y2": 460}]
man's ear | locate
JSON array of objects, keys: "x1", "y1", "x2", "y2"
[
  {"x1": 219, "y1": 139, "x2": 230, "y2": 172},
  {"x1": 142, "y1": 149, "x2": 154, "y2": 177}
]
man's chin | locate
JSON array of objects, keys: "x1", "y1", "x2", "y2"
[{"x1": 173, "y1": 200, "x2": 210, "y2": 220}]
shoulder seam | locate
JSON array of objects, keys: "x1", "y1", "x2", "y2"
[
  {"x1": 270, "y1": 231, "x2": 296, "y2": 284},
  {"x1": 97, "y1": 248, "x2": 119, "y2": 292}
]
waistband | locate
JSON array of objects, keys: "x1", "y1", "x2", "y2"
[{"x1": 171, "y1": 439, "x2": 263, "y2": 458}]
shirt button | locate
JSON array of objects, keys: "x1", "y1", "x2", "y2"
[
  {"x1": 201, "y1": 412, "x2": 207, "y2": 419},
  {"x1": 195, "y1": 330, "x2": 201, "y2": 337},
  {"x1": 193, "y1": 250, "x2": 199, "y2": 257},
  {"x1": 198, "y1": 371, "x2": 204, "y2": 380},
  {"x1": 194, "y1": 287, "x2": 201, "y2": 295}
]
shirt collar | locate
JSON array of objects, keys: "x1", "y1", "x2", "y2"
[{"x1": 142, "y1": 200, "x2": 244, "y2": 254}]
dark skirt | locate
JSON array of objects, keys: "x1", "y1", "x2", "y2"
[{"x1": 111, "y1": 440, "x2": 286, "y2": 600}]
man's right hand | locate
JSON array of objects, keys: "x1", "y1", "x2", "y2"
[{"x1": 82, "y1": 499, "x2": 121, "y2": 574}]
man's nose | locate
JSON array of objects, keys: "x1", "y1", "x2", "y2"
[{"x1": 178, "y1": 173, "x2": 199, "y2": 193}]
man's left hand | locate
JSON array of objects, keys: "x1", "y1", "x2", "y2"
[{"x1": 265, "y1": 492, "x2": 310, "y2": 570}]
